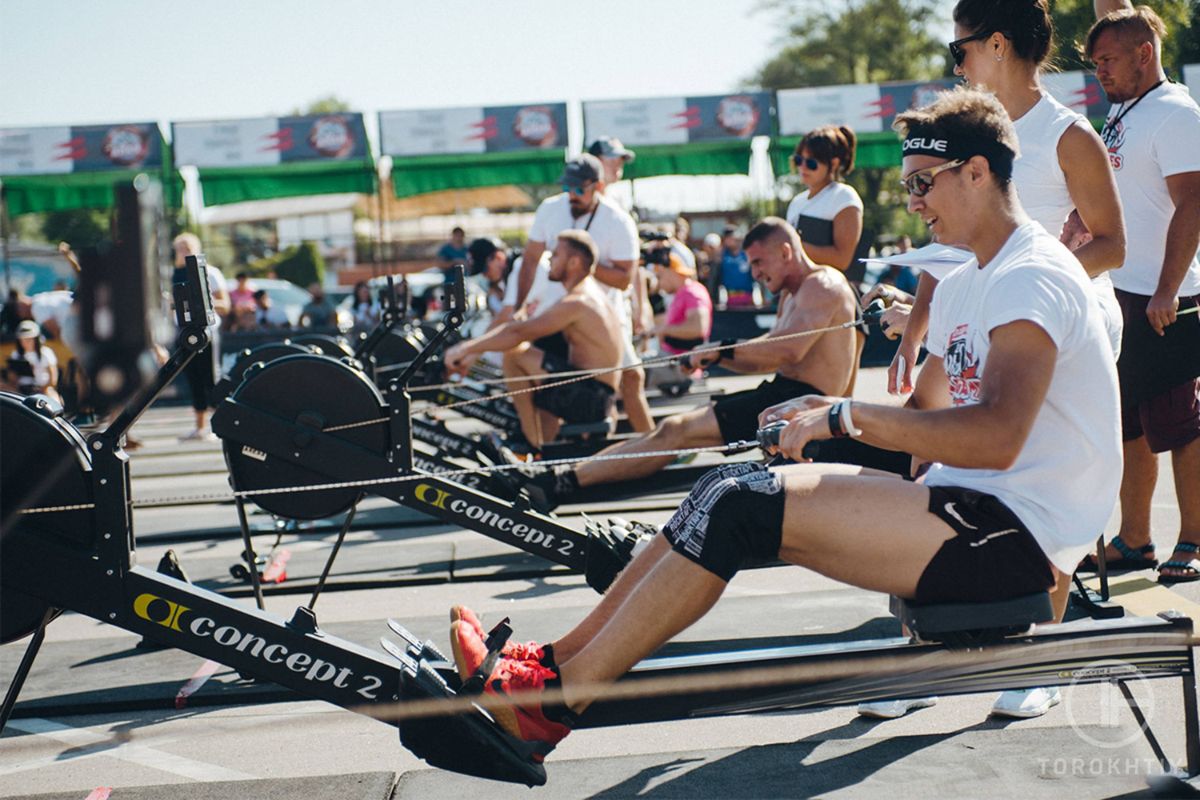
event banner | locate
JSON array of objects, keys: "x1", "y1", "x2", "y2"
[
  {"x1": 172, "y1": 114, "x2": 369, "y2": 168},
  {"x1": 0, "y1": 122, "x2": 163, "y2": 176},
  {"x1": 378, "y1": 103, "x2": 568, "y2": 157},
  {"x1": 1186, "y1": 64, "x2": 1199, "y2": 99},
  {"x1": 582, "y1": 92, "x2": 774, "y2": 147},
  {"x1": 779, "y1": 70, "x2": 1109, "y2": 136}
]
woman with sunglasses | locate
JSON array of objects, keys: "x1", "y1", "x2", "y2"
[
  {"x1": 863, "y1": 0, "x2": 1126, "y2": 724},
  {"x1": 890, "y1": 0, "x2": 1124, "y2": 390},
  {"x1": 784, "y1": 125, "x2": 864, "y2": 272}
]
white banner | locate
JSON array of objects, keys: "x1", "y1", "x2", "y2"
[
  {"x1": 1186, "y1": 64, "x2": 1199, "y2": 100},
  {"x1": 1041, "y1": 72, "x2": 1088, "y2": 112},
  {"x1": 0, "y1": 126, "x2": 75, "y2": 175},
  {"x1": 379, "y1": 107, "x2": 489, "y2": 156},
  {"x1": 583, "y1": 97, "x2": 690, "y2": 146},
  {"x1": 173, "y1": 118, "x2": 284, "y2": 168},
  {"x1": 777, "y1": 83, "x2": 884, "y2": 136}
]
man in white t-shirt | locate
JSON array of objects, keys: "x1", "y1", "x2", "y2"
[
  {"x1": 514, "y1": 154, "x2": 653, "y2": 435},
  {"x1": 438, "y1": 88, "x2": 1121, "y2": 762},
  {"x1": 1087, "y1": 4, "x2": 1200, "y2": 583}
]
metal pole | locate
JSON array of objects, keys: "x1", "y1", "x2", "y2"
[{"x1": 1, "y1": 187, "x2": 12, "y2": 292}]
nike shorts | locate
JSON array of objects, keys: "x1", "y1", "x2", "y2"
[{"x1": 915, "y1": 485, "x2": 1055, "y2": 604}]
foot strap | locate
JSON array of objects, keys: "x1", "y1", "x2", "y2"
[
  {"x1": 460, "y1": 618, "x2": 512, "y2": 694},
  {"x1": 1111, "y1": 535, "x2": 1155, "y2": 560}
]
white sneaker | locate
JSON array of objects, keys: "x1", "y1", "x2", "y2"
[
  {"x1": 991, "y1": 687, "x2": 1061, "y2": 718},
  {"x1": 179, "y1": 428, "x2": 217, "y2": 443},
  {"x1": 856, "y1": 697, "x2": 938, "y2": 719}
]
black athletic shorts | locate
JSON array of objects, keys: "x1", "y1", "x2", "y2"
[
  {"x1": 915, "y1": 485, "x2": 1055, "y2": 604},
  {"x1": 712, "y1": 376, "x2": 824, "y2": 444},
  {"x1": 535, "y1": 350, "x2": 615, "y2": 424}
]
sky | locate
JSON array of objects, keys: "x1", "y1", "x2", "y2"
[{"x1": 0, "y1": 1, "x2": 954, "y2": 214}]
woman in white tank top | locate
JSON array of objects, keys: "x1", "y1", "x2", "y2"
[
  {"x1": 889, "y1": 0, "x2": 1125, "y2": 392},
  {"x1": 860, "y1": 0, "x2": 1126, "y2": 724}
]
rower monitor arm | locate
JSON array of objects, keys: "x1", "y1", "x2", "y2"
[
  {"x1": 173, "y1": 254, "x2": 216, "y2": 334},
  {"x1": 396, "y1": 265, "x2": 465, "y2": 388}
]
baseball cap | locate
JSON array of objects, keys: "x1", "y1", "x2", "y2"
[
  {"x1": 588, "y1": 136, "x2": 636, "y2": 163},
  {"x1": 467, "y1": 237, "x2": 506, "y2": 275},
  {"x1": 659, "y1": 251, "x2": 696, "y2": 278},
  {"x1": 16, "y1": 320, "x2": 40, "y2": 338},
  {"x1": 560, "y1": 154, "x2": 604, "y2": 188}
]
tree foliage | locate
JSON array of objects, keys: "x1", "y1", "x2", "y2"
[
  {"x1": 40, "y1": 209, "x2": 108, "y2": 250},
  {"x1": 1049, "y1": 0, "x2": 1199, "y2": 75},
  {"x1": 290, "y1": 95, "x2": 353, "y2": 116},
  {"x1": 249, "y1": 241, "x2": 326, "y2": 287},
  {"x1": 749, "y1": 0, "x2": 949, "y2": 91}
]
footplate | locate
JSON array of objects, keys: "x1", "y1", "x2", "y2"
[
  {"x1": 381, "y1": 621, "x2": 548, "y2": 786},
  {"x1": 583, "y1": 514, "x2": 657, "y2": 592}
]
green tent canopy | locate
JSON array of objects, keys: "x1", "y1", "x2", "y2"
[
  {"x1": 620, "y1": 139, "x2": 762, "y2": 181},
  {"x1": 390, "y1": 148, "x2": 566, "y2": 199},
  {"x1": 2, "y1": 142, "x2": 181, "y2": 217},
  {"x1": 771, "y1": 131, "x2": 903, "y2": 177},
  {"x1": 195, "y1": 158, "x2": 376, "y2": 207}
]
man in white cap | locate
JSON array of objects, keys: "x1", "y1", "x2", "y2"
[{"x1": 587, "y1": 136, "x2": 636, "y2": 185}]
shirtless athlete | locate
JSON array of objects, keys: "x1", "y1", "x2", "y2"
[
  {"x1": 444, "y1": 230, "x2": 624, "y2": 449},
  {"x1": 523, "y1": 217, "x2": 859, "y2": 511}
]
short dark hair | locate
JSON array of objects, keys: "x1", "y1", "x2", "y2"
[
  {"x1": 556, "y1": 229, "x2": 598, "y2": 271},
  {"x1": 451, "y1": 226, "x2": 465, "y2": 236},
  {"x1": 953, "y1": 0, "x2": 1054, "y2": 69},
  {"x1": 743, "y1": 217, "x2": 800, "y2": 252},
  {"x1": 796, "y1": 125, "x2": 857, "y2": 178},
  {"x1": 893, "y1": 86, "x2": 1019, "y2": 186},
  {"x1": 1086, "y1": 5, "x2": 1166, "y2": 60}
]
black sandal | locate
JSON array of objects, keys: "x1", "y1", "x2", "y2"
[
  {"x1": 1158, "y1": 542, "x2": 1200, "y2": 585},
  {"x1": 1078, "y1": 534, "x2": 1157, "y2": 574}
]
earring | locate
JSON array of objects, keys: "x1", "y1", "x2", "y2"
[{"x1": 995, "y1": 54, "x2": 1004, "y2": 62}]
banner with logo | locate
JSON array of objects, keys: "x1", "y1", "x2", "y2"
[
  {"x1": 1041, "y1": 71, "x2": 1109, "y2": 120},
  {"x1": 379, "y1": 103, "x2": 567, "y2": 157},
  {"x1": 0, "y1": 122, "x2": 174, "y2": 216},
  {"x1": 1185, "y1": 64, "x2": 1199, "y2": 99},
  {"x1": 172, "y1": 114, "x2": 368, "y2": 168},
  {"x1": 381, "y1": 103, "x2": 569, "y2": 198},
  {"x1": 0, "y1": 122, "x2": 163, "y2": 176},
  {"x1": 170, "y1": 114, "x2": 374, "y2": 206},
  {"x1": 582, "y1": 92, "x2": 773, "y2": 147}
]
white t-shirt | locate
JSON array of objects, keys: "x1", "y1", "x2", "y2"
[
  {"x1": 528, "y1": 191, "x2": 640, "y2": 365},
  {"x1": 502, "y1": 252, "x2": 565, "y2": 318},
  {"x1": 924, "y1": 222, "x2": 1121, "y2": 574},
  {"x1": 8, "y1": 345, "x2": 57, "y2": 392},
  {"x1": 785, "y1": 182, "x2": 863, "y2": 232},
  {"x1": 1103, "y1": 82, "x2": 1200, "y2": 296},
  {"x1": 1012, "y1": 92, "x2": 1122, "y2": 358}
]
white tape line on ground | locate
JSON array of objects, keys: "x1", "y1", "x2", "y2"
[{"x1": 1, "y1": 718, "x2": 254, "y2": 781}]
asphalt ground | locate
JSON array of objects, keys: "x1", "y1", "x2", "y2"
[{"x1": 2, "y1": 367, "x2": 1197, "y2": 799}]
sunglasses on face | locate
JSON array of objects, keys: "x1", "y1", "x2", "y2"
[
  {"x1": 948, "y1": 30, "x2": 993, "y2": 67},
  {"x1": 563, "y1": 182, "x2": 593, "y2": 197},
  {"x1": 900, "y1": 159, "x2": 967, "y2": 197},
  {"x1": 791, "y1": 155, "x2": 821, "y2": 171}
]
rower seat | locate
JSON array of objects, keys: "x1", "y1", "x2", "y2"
[
  {"x1": 890, "y1": 593, "x2": 1054, "y2": 647},
  {"x1": 558, "y1": 420, "x2": 615, "y2": 441}
]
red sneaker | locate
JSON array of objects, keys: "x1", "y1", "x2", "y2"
[
  {"x1": 482, "y1": 656, "x2": 571, "y2": 760},
  {"x1": 449, "y1": 606, "x2": 546, "y2": 682}
]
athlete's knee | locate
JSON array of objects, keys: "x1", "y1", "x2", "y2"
[{"x1": 662, "y1": 463, "x2": 787, "y2": 581}]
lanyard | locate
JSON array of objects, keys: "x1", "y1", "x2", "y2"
[
  {"x1": 575, "y1": 201, "x2": 599, "y2": 232},
  {"x1": 1101, "y1": 79, "x2": 1165, "y2": 148}
]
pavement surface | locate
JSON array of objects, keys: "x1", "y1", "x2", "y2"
[{"x1": 2, "y1": 367, "x2": 1198, "y2": 799}]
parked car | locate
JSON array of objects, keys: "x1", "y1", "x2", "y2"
[{"x1": 252, "y1": 278, "x2": 351, "y2": 331}]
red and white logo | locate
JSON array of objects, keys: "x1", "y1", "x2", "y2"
[
  {"x1": 716, "y1": 95, "x2": 760, "y2": 137},
  {"x1": 102, "y1": 126, "x2": 149, "y2": 166},
  {"x1": 513, "y1": 106, "x2": 557, "y2": 147},
  {"x1": 944, "y1": 323, "x2": 983, "y2": 405},
  {"x1": 308, "y1": 116, "x2": 355, "y2": 158}
]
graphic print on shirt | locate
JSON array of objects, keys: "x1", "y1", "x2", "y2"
[
  {"x1": 1101, "y1": 119, "x2": 1126, "y2": 171},
  {"x1": 944, "y1": 323, "x2": 982, "y2": 405}
]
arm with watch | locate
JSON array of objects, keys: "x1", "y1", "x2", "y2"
[{"x1": 757, "y1": 320, "x2": 1056, "y2": 474}]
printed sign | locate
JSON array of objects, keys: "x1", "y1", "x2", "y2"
[
  {"x1": 0, "y1": 122, "x2": 163, "y2": 176},
  {"x1": 1042, "y1": 71, "x2": 1109, "y2": 119},
  {"x1": 777, "y1": 83, "x2": 887, "y2": 136},
  {"x1": 582, "y1": 92, "x2": 773, "y2": 146},
  {"x1": 379, "y1": 103, "x2": 568, "y2": 156},
  {"x1": 172, "y1": 113, "x2": 368, "y2": 168}
]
